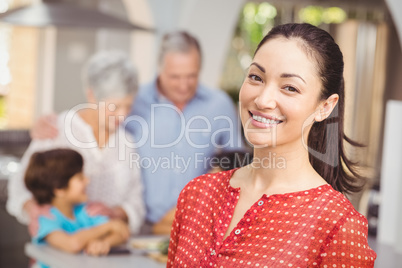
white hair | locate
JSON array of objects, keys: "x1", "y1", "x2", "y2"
[
  {"x1": 158, "y1": 31, "x2": 202, "y2": 65},
  {"x1": 82, "y1": 50, "x2": 138, "y2": 100}
]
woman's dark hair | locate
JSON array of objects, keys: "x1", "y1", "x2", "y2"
[
  {"x1": 24, "y1": 148, "x2": 84, "y2": 204},
  {"x1": 255, "y1": 23, "x2": 364, "y2": 194}
]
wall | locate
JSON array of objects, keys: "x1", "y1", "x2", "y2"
[
  {"x1": 385, "y1": 0, "x2": 402, "y2": 47},
  {"x1": 40, "y1": 0, "x2": 402, "y2": 113},
  {"x1": 126, "y1": 0, "x2": 245, "y2": 88},
  {"x1": 377, "y1": 0, "x2": 402, "y2": 252},
  {"x1": 383, "y1": 24, "x2": 402, "y2": 101},
  {"x1": 53, "y1": 29, "x2": 96, "y2": 112}
]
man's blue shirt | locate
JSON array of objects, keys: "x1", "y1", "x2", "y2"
[{"x1": 125, "y1": 80, "x2": 243, "y2": 223}]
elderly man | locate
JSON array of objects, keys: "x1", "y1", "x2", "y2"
[{"x1": 126, "y1": 31, "x2": 243, "y2": 230}]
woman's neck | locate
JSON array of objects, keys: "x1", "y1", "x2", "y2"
[
  {"x1": 237, "y1": 143, "x2": 326, "y2": 195},
  {"x1": 78, "y1": 109, "x2": 109, "y2": 148}
]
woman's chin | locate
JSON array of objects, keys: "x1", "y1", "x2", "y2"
[{"x1": 245, "y1": 138, "x2": 278, "y2": 149}]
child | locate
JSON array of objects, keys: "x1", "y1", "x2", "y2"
[{"x1": 24, "y1": 148, "x2": 129, "y2": 259}]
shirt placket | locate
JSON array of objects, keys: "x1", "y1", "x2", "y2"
[
  {"x1": 201, "y1": 188, "x2": 238, "y2": 267},
  {"x1": 214, "y1": 192, "x2": 269, "y2": 266}
]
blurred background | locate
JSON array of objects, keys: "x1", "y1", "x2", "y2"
[{"x1": 0, "y1": 0, "x2": 401, "y2": 267}]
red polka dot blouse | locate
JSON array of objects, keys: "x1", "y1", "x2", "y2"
[{"x1": 167, "y1": 169, "x2": 376, "y2": 267}]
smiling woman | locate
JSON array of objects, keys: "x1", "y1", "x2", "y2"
[
  {"x1": 167, "y1": 23, "x2": 376, "y2": 267},
  {"x1": 240, "y1": 38, "x2": 330, "y2": 149}
]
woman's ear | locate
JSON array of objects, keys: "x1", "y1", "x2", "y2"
[{"x1": 315, "y1": 94, "x2": 339, "y2": 122}]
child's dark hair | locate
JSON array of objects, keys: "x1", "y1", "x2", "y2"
[{"x1": 24, "y1": 148, "x2": 84, "y2": 205}]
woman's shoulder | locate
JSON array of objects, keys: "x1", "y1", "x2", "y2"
[
  {"x1": 175, "y1": 170, "x2": 236, "y2": 216},
  {"x1": 179, "y1": 169, "x2": 236, "y2": 197},
  {"x1": 57, "y1": 110, "x2": 89, "y2": 131},
  {"x1": 322, "y1": 185, "x2": 368, "y2": 224}
]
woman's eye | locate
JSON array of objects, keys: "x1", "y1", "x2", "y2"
[
  {"x1": 248, "y1": 74, "x2": 262, "y2": 82},
  {"x1": 284, "y1": 86, "x2": 298, "y2": 93}
]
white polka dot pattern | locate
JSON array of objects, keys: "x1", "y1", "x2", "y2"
[{"x1": 167, "y1": 169, "x2": 376, "y2": 267}]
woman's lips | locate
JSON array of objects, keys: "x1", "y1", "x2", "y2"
[{"x1": 249, "y1": 111, "x2": 283, "y2": 128}]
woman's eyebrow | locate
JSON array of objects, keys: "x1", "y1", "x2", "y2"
[
  {"x1": 280, "y1": 73, "x2": 306, "y2": 84},
  {"x1": 250, "y1": 62, "x2": 265, "y2": 73},
  {"x1": 249, "y1": 63, "x2": 306, "y2": 84}
]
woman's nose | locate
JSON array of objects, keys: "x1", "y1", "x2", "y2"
[{"x1": 254, "y1": 86, "x2": 277, "y2": 110}]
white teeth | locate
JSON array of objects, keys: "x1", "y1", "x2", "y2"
[{"x1": 252, "y1": 114, "x2": 280, "y2": 124}]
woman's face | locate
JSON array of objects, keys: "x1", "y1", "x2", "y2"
[
  {"x1": 239, "y1": 37, "x2": 324, "y2": 149},
  {"x1": 102, "y1": 94, "x2": 134, "y2": 132}
]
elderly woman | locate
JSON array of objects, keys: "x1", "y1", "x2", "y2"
[{"x1": 7, "y1": 51, "x2": 144, "y2": 234}]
